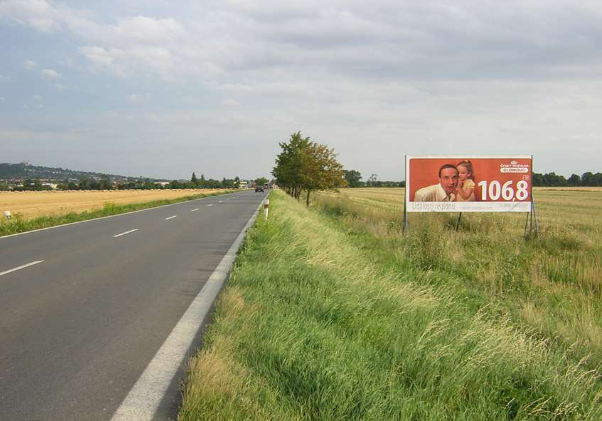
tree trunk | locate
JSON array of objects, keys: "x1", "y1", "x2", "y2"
[{"x1": 306, "y1": 190, "x2": 311, "y2": 207}]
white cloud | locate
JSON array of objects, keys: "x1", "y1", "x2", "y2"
[
  {"x1": 23, "y1": 60, "x2": 38, "y2": 70},
  {"x1": 0, "y1": 0, "x2": 62, "y2": 32},
  {"x1": 0, "y1": 0, "x2": 94, "y2": 33},
  {"x1": 128, "y1": 92, "x2": 151, "y2": 103},
  {"x1": 3, "y1": 0, "x2": 602, "y2": 178},
  {"x1": 3, "y1": 0, "x2": 602, "y2": 84},
  {"x1": 221, "y1": 98, "x2": 241, "y2": 107},
  {"x1": 41, "y1": 68, "x2": 60, "y2": 78},
  {"x1": 115, "y1": 16, "x2": 184, "y2": 42}
]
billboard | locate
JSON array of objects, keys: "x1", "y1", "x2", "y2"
[{"x1": 406, "y1": 156, "x2": 532, "y2": 212}]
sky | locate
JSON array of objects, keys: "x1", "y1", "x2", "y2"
[{"x1": 1, "y1": 0, "x2": 601, "y2": 181}]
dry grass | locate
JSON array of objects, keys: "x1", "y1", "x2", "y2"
[{"x1": 0, "y1": 189, "x2": 226, "y2": 220}]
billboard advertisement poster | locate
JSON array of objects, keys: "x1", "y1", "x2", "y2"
[{"x1": 406, "y1": 156, "x2": 532, "y2": 212}]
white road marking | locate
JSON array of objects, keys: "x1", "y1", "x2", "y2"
[
  {"x1": 110, "y1": 197, "x2": 266, "y2": 421},
  {"x1": 218, "y1": 201, "x2": 223, "y2": 203},
  {"x1": 165, "y1": 215, "x2": 177, "y2": 220},
  {"x1": 113, "y1": 229, "x2": 139, "y2": 238},
  {"x1": 0, "y1": 260, "x2": 44, "y2": 277},
  {"x1": 207, "y1": 204, "x2": 213, "y2": 207},
  {"x1": 191, "y1": 208, "x2": 199, "y2": 212}
]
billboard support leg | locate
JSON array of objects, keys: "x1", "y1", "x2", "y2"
[
  {"x1": 403, "y1": 156, "x2": 408, "y2": 235},
  {"x1": 524, "y1": 200, "x2": 540, "y2": 238},
  {"x1": 532, "y1": 199, "x2": 540, "y2": 237},
  {"x1": 524, "y1": 209, "x2": 531, "y2": 237},
  {"x1": 402, "y1": 199, "x2": 408, "y2": 234},
  {"x1": 455, "y1": 212, "x2": 462, "y2": 232}
]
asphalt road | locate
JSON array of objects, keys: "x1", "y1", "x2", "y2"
[{"x1": 0, "y1": 190, "x2": 266, "y2": 420}]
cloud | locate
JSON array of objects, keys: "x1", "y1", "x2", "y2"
[
  {"x1": 128, "y1": 92, "x2": 151, "y2": 103},
  {"x1": 41, "y1": 68, "x2": 60, "y2": 78},
  {"x1": 23, "y1": 60, "x2": 38, "y2": 70},
  {"x1": 3, "y1": 0, "x2": 602, "y2": 179},
  {"x1": 115, "y1": 16, "x2": 185, "y2": 42},
  {"x1": 5, "y1": 0, "x2": 602, "y2": 84},
  {"x1": 32, "y1": 95, "x2": 42, "y2": 100},
  {"x1": 221, "y1": 98, "x2": 241, "y2": 107},
  {"x1": 0, "y1": 0, "x2": 63, "y2": 33},
  {"x1": 54, "y1": 83, "x2": 66, "y2": 90}
]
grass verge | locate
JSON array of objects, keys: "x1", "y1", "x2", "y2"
[
  {"x1": 0, "y1": 190, "x2": 237, "y2": 237},
  {"x1": 179, "y1": 190, "x2": 602, "y2": 420}
]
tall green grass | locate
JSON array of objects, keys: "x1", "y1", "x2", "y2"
[
  {"x1": 179, "y1": 190, "x2": 602, "y2": 420},
  {"x1": 312, "y1": 189, "x2": 602, "y2": 368},
  {"x1": 0, "y1": 190, "x2": 235, "y2": 237}
]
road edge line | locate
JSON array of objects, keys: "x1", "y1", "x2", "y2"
[{"x1": 109, "y1": 195, "x2": 267, "y2": 421}]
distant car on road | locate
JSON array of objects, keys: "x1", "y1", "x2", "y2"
[{"x1": 255, "y1": 186, "x2": 264, "y2": 192}]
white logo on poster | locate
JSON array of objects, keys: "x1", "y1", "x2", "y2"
[{"x1": 500, "y1": 161, "x2": 529, "y2": 173}]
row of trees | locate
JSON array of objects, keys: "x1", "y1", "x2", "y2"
[
  {"x1": 10, "y1": 179, "x2": 54, "y2": 191},
  {"x1": 343, "y1": 170, "x2": 602, "y2": 188},
  {"x1": 272, "y1": 132, "x2": 346, "y2": 206},
  {"x1": 6, "y1": 176, "x2": 247, "y2": 191},
  {"x1": 532, "y1": 172, "x2": 602, "y2": 187},
  {"x1": 343, "y1": 170, "x2": 405, "y2": 188}
]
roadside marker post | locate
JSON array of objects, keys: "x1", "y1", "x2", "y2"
[
  {"x1": 4, "y1": 211, "x2": 11, "y2": 221},
  {"x1": 264, "y1": 199, "x2": 269, "y2": 220}
]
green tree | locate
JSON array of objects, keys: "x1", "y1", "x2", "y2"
[
  {"x1": 23, "y1": 178, "x2": 45, "y2": 191},
  {"x1": 582, "y1": 172, "x2": 596, "y2": 186},
  {"x1": 272, "y1": 131, "x2": 311, "y2": 199},
  {"x1": 343, "y1": 170, "x2": 362, "y2": 187},
  {"x1": 255, "y1": 177, "x2": 269, "y2": 187},
  {"x1": 272, "y1": 131, "x2": 347, "y2": 204},
  {"x1": 568, "y1": 174, "x2": 581, "y2": 186},
  {"x1": 99, "y1": 176, "x2": 113, "y2": 190},
  {"x1": 191, "y1": 172, "x2": 199, "y2": 186},
  {"x1": 300, "y1": 142, "x2": 347, "y2": 206},
  {"x1": 532, "y1": 173, "x2": 545, "y2": 186}
]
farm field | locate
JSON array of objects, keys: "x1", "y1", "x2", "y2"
[
  {"x1": 180, "y1": 188, "x2": 602, "y2": 420},
  {"x1": 0, "y1": 189, "x2": 227, "y2": 220},
  {"x1": 315, "y1": 187, "x2": 602, "y2": 360}
]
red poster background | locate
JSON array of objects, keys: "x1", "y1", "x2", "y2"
[{"x1": 408, "y1": 158, "x2": 532, "y2": 202}]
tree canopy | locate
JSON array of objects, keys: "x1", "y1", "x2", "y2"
[
  {"x1": 273, "y1": 131, "x2": 346, "y2": 205},
  {"x1": 344, "y1": 170, "x2": 362, "y2": 187},
  {"x1": 532, "y1": 172, "x2": 602, "y2": 187}
]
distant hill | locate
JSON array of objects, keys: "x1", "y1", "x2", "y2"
[{"x1": 0, "y1": 162, "x2": 153, "y2": 182}]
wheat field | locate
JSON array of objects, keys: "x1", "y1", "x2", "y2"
[
  {"x1": 314, "y1": 187, "x2": 602, "y2": 365},
  {"x1": 0, "y1": 189, "x2": 226, "y2": 220}
]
